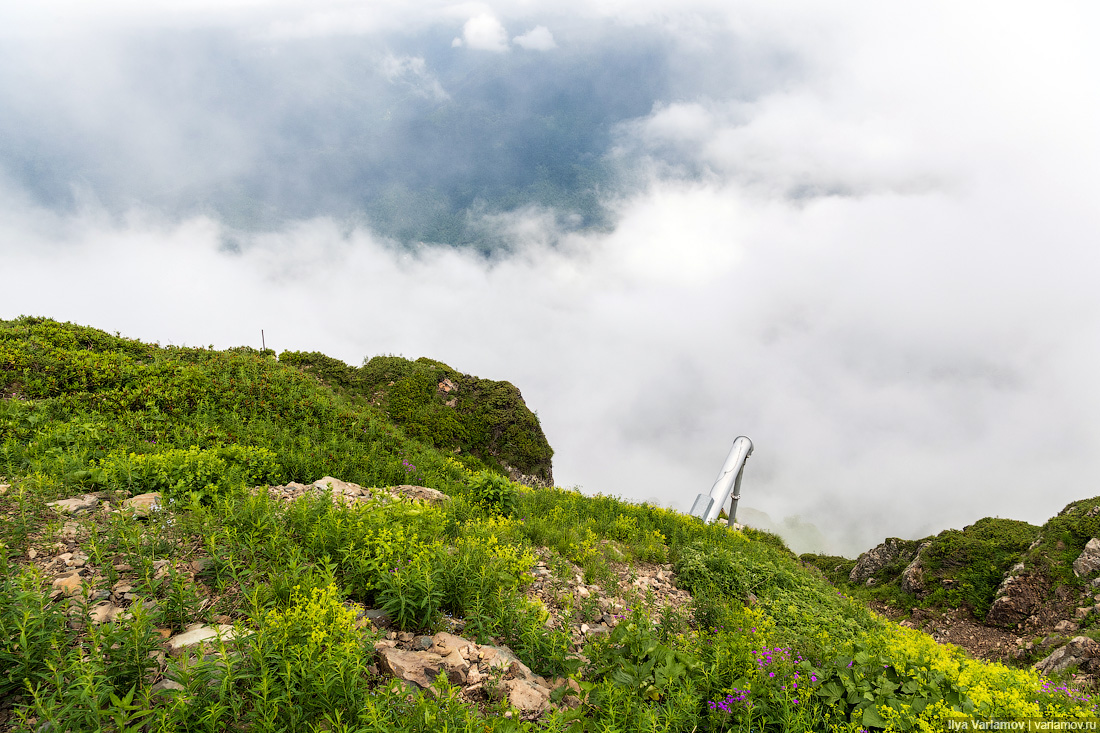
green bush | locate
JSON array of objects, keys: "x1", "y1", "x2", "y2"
[
  {"x1": 469, "y1": 471, "x2": 519, "y2": 518},
  {"x1": 98, "y1": 444, "x2": 283, "y2": 503}
]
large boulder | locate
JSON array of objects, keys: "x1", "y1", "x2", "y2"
[
  {"x1": 375, "y1": 644, "x2": 445, "y2": 689},
  {"x1": 1035, "y1": 636, "x2": 1100, "y2": 676}
]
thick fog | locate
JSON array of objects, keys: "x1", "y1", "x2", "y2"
[{"x1": 2, "y1": 1, "x2": 1099, "y2": 556}]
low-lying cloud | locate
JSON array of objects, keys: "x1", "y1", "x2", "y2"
[{"x1": 2, "y1": 1, "x2": 1099, "y2": 557}]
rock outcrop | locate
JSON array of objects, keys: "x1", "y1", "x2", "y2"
[
  {"x1": 1073, "y1": 538, "x2": 1100, "y2": 578},
  {"x1": 849, "y1": 538, "x2": 918, "y2": 585},
  {"x1": 1035, "y1": 635, "x2": 1100, "y2": 676},
  {"x1": 900, "y1": 542, "x2": 931, "y2": 595},
  {"x1": 985, "y1": 567, "x2": 1049, "y2": 628}
]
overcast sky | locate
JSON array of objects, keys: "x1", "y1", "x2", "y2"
[{"x1": 2, "y1": 1, "x2": 1099, "y2": 556}]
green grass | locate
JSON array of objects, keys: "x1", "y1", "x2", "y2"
[{"x1": 0, "y1": 316, "x2": 1096, "y2": 732}]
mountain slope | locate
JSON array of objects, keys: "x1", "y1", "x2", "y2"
[{"x1": 0, "y1": 316, "x2": 1095, "y2": 731}]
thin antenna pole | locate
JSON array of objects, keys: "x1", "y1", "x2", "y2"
[{"x1": 261, "y1": 329, "x2": 266, "y2": 351}]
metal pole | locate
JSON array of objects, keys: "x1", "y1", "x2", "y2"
[{"x1": 690, "y1": 436, "x2": 753, "y2": 525}]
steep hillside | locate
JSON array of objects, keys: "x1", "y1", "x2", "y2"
[
  {"x1": 0, "y1": 317, "x2": 1096, "y2": 731},
  {"x1": 279, "y1": 351, "x2": 553, "y2": 487},
  {"x1": 806, "y1": 500, "x2": 1100, "y2": 673}
]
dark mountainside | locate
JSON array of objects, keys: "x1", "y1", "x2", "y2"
[{"x1": 0, "y1": 316, "x2": 1097, "y2": 731}]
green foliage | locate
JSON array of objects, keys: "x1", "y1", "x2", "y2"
[
  {"x1": 0, "y1": 558, "x2": 70, "y2": 699},
  {"x1": 282, "y1": 350, "x2": 555, "y2": 484},
  {"x1": 378, "y1": 545, "x2": 446, "y2": 631},
  {"x1": 469, "y1": 471, "x2": 519, "y2": 517},
  {"x1": 587, "y1": 608, "x2": 701, "y2": 702},
  {"x1": 921, "y1": 517, "x2": 1040, "y2": 617},
  {"x1": 3, "y1": 316, "x2": 1099, "y2": 731},
  {"x1": 676, "y1": 538, "x2": 800, "y2": 603},
  {"x1": 98, "y1": 444, "x2": 283, "y2": 503},
  {"x1": 799, "y1": 554, "x2": 857, "y2": 586},
  {"x1": 815, "y1": 640, "x2": 972, "y2": 730}
]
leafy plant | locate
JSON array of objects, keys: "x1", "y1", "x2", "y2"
[
  {"x1": 469, "y1": 471, "x2": 519, "y2": 518},
  {"x1": 377, "y1": 545, "x2": 446, "y2": 631},
  {"x1": 587, "y1": 608, "x2": 701, "y2": 702}
]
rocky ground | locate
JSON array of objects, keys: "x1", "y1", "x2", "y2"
[
  {"x1": 11, "y1": 475, "x2": 1100, "y2": 727},
  {"x1": 1, "y1": 477, "x2": 694, "y2": 724},
  {"x1": 851, "y1": 532, "x2": 1100, "y2": 689}
]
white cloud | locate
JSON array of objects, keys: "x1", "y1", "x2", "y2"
[
  {"x1": 3, "y1": 1, "x2": 1100, "y2": 558},
  {"x1": 380, "y1": 54, "x2": 449, "y2": 102},
  {"x1": 513, "y1": 25, "x2": 556, "y2": 50},
  {"x1": 457, "y1": 13, "x2": 509, "y2": 52}
]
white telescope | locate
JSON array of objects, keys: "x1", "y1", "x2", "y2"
[{"x1": 689, "y1": 436, "x2": 753, "y2": 525}]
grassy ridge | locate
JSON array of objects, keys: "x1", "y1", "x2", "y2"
[
  {"x1": 280, "y1": 350, "x2": 554, "y2": 485},
  {"x1": 0, "y1": 316, "x2": 1095, "y2": 731}
]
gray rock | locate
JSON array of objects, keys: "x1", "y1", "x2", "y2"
[
  {"x1": 1074, "y1": 538, "x2": 1100, "y2": 578},
  {"x1": 986, "y1": 572, "x2": 1049, "y2": 628},
  {"x1": 46, "y1": 495, "x2": 99, "y2": 515},
  {"x1": 150, "y1": 679, "x2": 185, "y2": 696},
  {"x1": 900, "y1": 543, "x2": 932, "y2": 595},
  {"x1": 51, "y1": 571, "x2": 84, "y2": 596},
  {"x1": 311, "y1": 477, "x2": 367, "y2": 498},
  {"x1": 849, "y1": 538, "x2": 916, "y2": 584},
  {"x1": 1035, "y1": 636, "x2": 1100, "y2": 675},
  {"x1": 88, "y1": 601, "x2": 117, "y2": 625},
  {"x1": 498, "y1": 678, "x2": 550, "y2": 712}
]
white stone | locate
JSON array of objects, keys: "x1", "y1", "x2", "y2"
[
  {"x1": 167, "y1": 624, "x2": 237, "y2": 653},
  {"x1": 46, "y1": 495, "x2": 99, "y2": 515}
]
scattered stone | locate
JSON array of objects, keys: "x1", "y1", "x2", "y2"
[
  {"x1": 51, "y1": 571, "x2": 84, "y2": 596},
  {"x1": 88, "y1": 601, "x2": 117, "y2": 625},
  {"x1": 46, "y1": 494, "x2": 99, "y2": 515},
  {"x1": 191, "y1": 558, "x2": 214, "y2": 573},
  {"x1": 0, "y1": 482, "x2": 9, "y2": 495},
  {"x1": 1074, "y1": 539, "x2": 1100, "y2": 578},
  {"x1": 412, "y1": 635, "x2": 433, "y2": 651},
  {"x1": 27, "y1": 548, "x2": 37, "y2": 560},
  {"x1": 60, "y1": 521, "x2": 81, "y2": 540},
  {"x1": 113, "y1": 563, "x2": 132, "y2": 572},
  {"x1": 390, "y1": 485, "x2": 450, "y2": 505},
  {"x1": 1055, "y1": 620, "x2": 1080, "y2": 633},
  {"x1": 151, "y1": 679, "x2": 185, "y2": 696},
  {"x1": 167, "y1": 624, "x2": 237, "y2": 655},
  {"x1": 122, "y1": 492, "x2": 162, "y2": 518}
]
